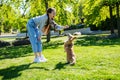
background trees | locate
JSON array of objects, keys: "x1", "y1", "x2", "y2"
[
  {"x1": 83, "y1": 0, "x2": 120, "y2": 36},
  {"x1": 0, "y1": 0, "x2": 82, "y2": 33},
  {"x1": 0, "y1": 0, "x2": 120, "y2": 39}
]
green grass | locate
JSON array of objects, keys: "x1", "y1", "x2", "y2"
[{"x1": 0, "y1": 34, "x2": 120, "y2": 80}]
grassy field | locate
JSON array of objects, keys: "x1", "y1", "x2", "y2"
[{"x1": 0, "y1": 34, "x2": 120, "y2": 80}]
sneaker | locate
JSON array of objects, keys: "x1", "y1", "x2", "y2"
[
  {"x1": 34, "y1": 57, "x2": 41, "y2": 63},
  {"x1": 40, "y1": 55, "x2": 47, "y2": 62}
]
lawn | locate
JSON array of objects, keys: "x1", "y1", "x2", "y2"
[{"x1": 0, "y1": 34, "x2": 120, "y2": 80}]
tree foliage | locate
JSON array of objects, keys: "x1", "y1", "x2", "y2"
[
  {"x1": 0, "y1": 0, "x2": 82, "y2": 33},
  {"x1": 1, "y1": 0, "x2": 120, "y2": 37},
  {"x1": 83, "y1": 0, "x2": 120, "y2": 36}
]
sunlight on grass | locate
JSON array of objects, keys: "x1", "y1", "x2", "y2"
[{"x1": 0, "y1": 35, "x2": 120, "y2": 80}]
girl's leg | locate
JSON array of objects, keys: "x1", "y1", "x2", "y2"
[
  {"x1": 37, "y1": 40, "x2": 42, "y2": 57},
  {"x1": 27, "y1": 23, "x2": 40, "y2": 62},
  {"x1": 38, "y1": 52, "x2": 42, "y2": 57},
  {"x1": 30, "y1": 43, "x2": 41, "y2": 63},
  {"x1": 34, "y1": 52, "x2": 38, "y2": 58},
  {"x1": 33, "y1": 53, "x2": 40, "y2": 62},
  {"x1": 38, "y1": 52, "x2": 47, "y2": 62},
  {"x1": 31, "y1": 43, "x2": 41, "y2": 63},
  {"x1": 37, "y1": 41, "x2": 47, "y2": 62}
]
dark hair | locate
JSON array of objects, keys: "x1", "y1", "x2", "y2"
[
  {"x1": 47, "y1": 8, "x2": 55, "y2": 14},
  {"x1": 46, "y1": 8, "x2": 56, "y2": 26},
  {"x1": 42, "y1": 8, "x2": 55, "y2": 35}
]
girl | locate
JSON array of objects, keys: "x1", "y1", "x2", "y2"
[{"x1": 27, "y1": 8, "x2": 68, "y2": 63}]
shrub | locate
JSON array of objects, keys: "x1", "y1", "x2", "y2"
[
  {"x1": 12, "y1": 39, "x2": 30, "y2": 46},
  {"x1": 89, "y1": 16, "x2": 118, "y2": 31},
  {"x1": 0, "y1": 40, "x2": 11, "y2": 48}
]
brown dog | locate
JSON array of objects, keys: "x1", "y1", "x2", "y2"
[{"x1": 64, "y1": 33, "x2": 76, "y2": 65}]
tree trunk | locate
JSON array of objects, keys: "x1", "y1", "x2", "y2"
[
  {"x1": 116, "y1": 3, "x2": 120, "y2": 37},
  {"x1": 44, "y1": 0, "x2": 50, "y2": 42},
  {"x1": 109, "y1": 5, "x2": 114, "y2": 34},
  {"x1": 0, "y1": 29, "x2": 1, "y2": 35}
]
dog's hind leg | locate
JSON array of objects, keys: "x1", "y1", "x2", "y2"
[
  {"x1": 67, "y1": 52, "x2": 71, "y2": 63},
  {"x1": 70, "y1": 53, "x2": 76, "y2": 65}
]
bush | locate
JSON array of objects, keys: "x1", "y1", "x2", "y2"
[
  {"x1": 89, "y1": 16, "x2": 118, "y2": 31},
  {"x1": 0, "y1": 40, "x2": 11, "y2": 48},
  {"x1": 89, "y1": 24, "x2": 99, "y2": 31},
  {"x1": 12, "y1": 39, "x2": 30, "y2": 46}
]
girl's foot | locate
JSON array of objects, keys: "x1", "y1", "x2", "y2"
[
  {"x1": 40, "y1": 55, "x2": 47, "y2": 62},
  {"x1": 34, "y1": 57, "x2": 41, "y2": 63}
]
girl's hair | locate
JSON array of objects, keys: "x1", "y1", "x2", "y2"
[
  {"x1": 46, "y1": 8, "x2": 56, "y2": 26},
  {"x1": 47, "y1": 8, "x2": 55, "y2": 14},
  {"x1": 43, "y1": 8, "x2": 56, "y2": 35}
]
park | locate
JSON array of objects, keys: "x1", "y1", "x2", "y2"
[{"x1": 0, "y1": 0, "x2": 120, "y2": 80}]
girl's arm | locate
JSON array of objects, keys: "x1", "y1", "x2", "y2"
[{"x1": 51, "y1": 20, "x2": 69, "y2": 31}]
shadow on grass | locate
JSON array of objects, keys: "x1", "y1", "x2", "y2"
[
  {"x1": 53, "y1": 62, "x2": 68, "y2": 70},
  {"x1": 75, "y1": 35, "x2": 120, "y2": 46},
  {"x1": 0, "y1": 63, "x2": 49, "y2": 80},
  {"x1": 0, "y1": 40, "x2": 63, "y2": 60},
  {"x1": 0, "y1": 45, "x2": 33, "y2": 60}
]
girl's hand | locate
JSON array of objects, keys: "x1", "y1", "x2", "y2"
[{"x1": 37, "y1": 36, "x2": 41, "y2": 41}]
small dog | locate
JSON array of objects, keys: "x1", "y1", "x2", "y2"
[{"x1": 64, "y1": 33, "x2": 76, "y2": 65}]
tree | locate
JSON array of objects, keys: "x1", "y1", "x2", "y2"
[
  {"x1": 44, "y1": 0, "x2": 50, "y2": 42},
  {"x1": 83, "y1": 0, "x2": 120, "y2": 37},
  {"x1": 0, "y1": 1, "x2": 18, "y2": 33},
  {"x1": 0, "y1": 0, "x2": 84, "y2": 39},
  {"x1": 101, "y1": 0, "x2": 120, "y2": 36},
  {"x1": 116, "y1": 2, "x2": 120, "y2": 37}
]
